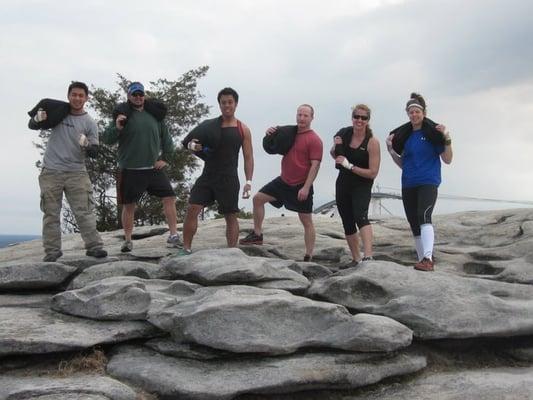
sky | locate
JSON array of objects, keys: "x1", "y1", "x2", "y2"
[{"x1": 1, "y1": 0, "x2": 533, "y2": 234}]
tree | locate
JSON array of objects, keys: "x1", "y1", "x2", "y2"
[{"x1": 35, "y1": 67, "x2": 211, "y2": 232}]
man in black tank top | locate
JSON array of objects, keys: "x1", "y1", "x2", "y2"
[{"x1": 181, "y1": 88, "x2": 254, "y2": 255}]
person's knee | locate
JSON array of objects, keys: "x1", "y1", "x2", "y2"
[
  {"x1": 122, "y1": 203, "x2": 136, "y2": 213},
  {"x1": 299, "y1": 213, "x2": 314, "y2": 228},
  {"x1": 355, "y1": 216, "x2": 370, "y2": 230},
  {"x1": 162, "y1": 196, "x2": 176, "y2": 206},
  {"x1": 186, "y1": 204, "x2": 204, "y2": 219},
  {"x1": 253, "y1": 193, "x2": 269, "y2": 207}
]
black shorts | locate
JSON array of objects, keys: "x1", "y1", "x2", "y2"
[
  {"x1": 189, "y1": 173, "x2": 240, "y2": 214},
  {"x1": 259, "y1": 176, "x2": 313, "y2": 214},
  {"x1": 118, "y1": 169, "x2": 175, "y2": 204}
]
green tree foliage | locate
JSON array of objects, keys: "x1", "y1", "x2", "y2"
[{"x1": 35, "y1": 67, "x2": 210, "y2": 232}]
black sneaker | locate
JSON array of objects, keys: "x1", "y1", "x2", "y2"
[
  {"x1": 239, "y1": 232, "x2": 263, "y2": 245},
  {"x1": 121, "y1": 240, "x2": 133, "y2": 253},
  {"x1": 43, "y1": 251, "x2": 63, "y2": 262},
  {"x1": 86, "y1": 248, "x2": 108, "y2": 258},
  {"x1": 303, "y1": 254, "x2": 312, "y2": 262}
]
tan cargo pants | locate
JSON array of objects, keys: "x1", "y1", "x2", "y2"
[{"x1": 38, "y1": 169, "x2": 103, "y2": 255}]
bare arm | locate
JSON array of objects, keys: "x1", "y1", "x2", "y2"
[
  {"x1": 298, "y1": 160, "x2": 321, "y2": 201},
  {"x1": 386, "y1": 134, "x2": 402, "y2": 168},
  {"x1": 241, "y1": 123, "x2": 254, "y2": 196},
  {"x1": 435, "y1": 124, "x2": 453, "y2": 164}
]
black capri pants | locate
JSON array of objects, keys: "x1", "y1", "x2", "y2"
[
  {"x1": 402, "y1": 184, "x2": 438, "y2": 236},
  {"x1": 335, "y1": 179, "x2": 372, "y2": 236}
]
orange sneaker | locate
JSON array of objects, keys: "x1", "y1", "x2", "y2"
[{"x1": 414, "y1": 257, "x2": 434, "y2": 272}]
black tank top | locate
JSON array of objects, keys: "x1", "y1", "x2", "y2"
[
  {"x1": 203, "y1": 126, "x2": 242, "y2": 175},
  {"x1": 337, "y1": 134, "x2": 373, "y2": 185}
]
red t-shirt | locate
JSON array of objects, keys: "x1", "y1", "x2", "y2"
[{"x1": 281, "y1": 129, "x2": 323, "y2": 185}]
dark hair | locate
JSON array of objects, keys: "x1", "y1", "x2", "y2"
[
  {"x1": 352, "y1": 104, "x2": 373, "y2": 139},
  {"x1": 405, "y1": 92, "x2": 426, "y2": 111},
  {"x1": 68, "y1": 81, "x2": 89, "y2": 96},
  {"x1": 217, "y1": 87, "x2": 239, "y2": 103}
]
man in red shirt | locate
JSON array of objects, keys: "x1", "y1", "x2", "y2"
[{"x1": 239, "y1": 104, "x2": 323, "y2": 261}]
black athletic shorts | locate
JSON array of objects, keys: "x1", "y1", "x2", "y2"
[
  {"x1": 259, "y1": 176, "x2": 314, "y2": 214},
  {"x1": 118, "y1": 168, "x2": 175, "y2": 204},
  {"x1": 189, "y1": 173, "x2": 240, "y2": 214}
]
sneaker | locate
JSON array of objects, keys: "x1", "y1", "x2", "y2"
[
  {"x1": 361, "y1": 256, "x2": 374, "y2": 262},
  {"x1": 43, "y1": 251, "x2": 63, "y2": 262},
  {"x1": 414, "y1": 257, "x2": 434, "y2": 272},
  {"x1": 239, "y1": 231, "x2": 263, "y2": 245},
  {"x1": 176, "y1": 248, "x2": 192, "y2": 257},
  {"x1": 339, "y1": 259, "x2": 360, "y2": 270},
  {"x1": 86, "y1": 248, "x2": 108, "y2": 258},
  {"x1": 166, "y1": 234, "x2": 183, "y2": 248},
  {"x1": 303, "y1": 254, "x2": 312, "y2": 262},
  {"x1": 121, "y1": 240, "x2": 133, "y2": 253}
]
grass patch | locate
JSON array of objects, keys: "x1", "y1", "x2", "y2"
[{"x1": 56, "y1": 348, "x2": 108, "y2": 377}]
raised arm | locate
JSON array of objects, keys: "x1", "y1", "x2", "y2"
[
  {"x1": 386, "y1": 134, "x2": 402, "y2": 168},
  {"x1": 436, "y1": 124, "x2": 453, "y2": 164}
]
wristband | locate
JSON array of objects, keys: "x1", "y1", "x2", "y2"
[
  {"x1": 246, "y1": 180, "x2": 252, "y2": 185},
  {"x1": 444, "y1": 138, "x2": 452, "y2": 146},
  {"x1": 341, "y1": 158, "x2": 354, "y2": 170}
]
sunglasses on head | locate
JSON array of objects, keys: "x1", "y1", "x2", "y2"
[
  {"x1": 131, "y1": 92, "x2": 144, "y2": 97},
  {"x1": 352, "y1": 114, "x2": 369, "y2": 121}
]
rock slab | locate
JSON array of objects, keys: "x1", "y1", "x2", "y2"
[
  {"x1": 309, "y1": 261, "x2": 533, "y2": 339},
  {"x1": 148, "y1": 285, "x2": 413, "y2": 354},
  {"x1": 107, "y1": 345, "x2": 427, "y2": 400}
]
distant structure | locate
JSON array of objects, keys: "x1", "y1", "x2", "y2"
[{"x1": 313, "y1": 184, "x2": 533, "y2": 217}]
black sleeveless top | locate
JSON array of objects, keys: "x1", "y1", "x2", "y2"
[
  {"x1": 335, "y1": 127, "x2": 374, "y2": 186},
  {"x1": 203, "y1": 126, "x2": 242, "y2": 175}
]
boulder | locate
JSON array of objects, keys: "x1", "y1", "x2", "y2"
[
  {"x1": 161, "y1": 248, "x2": 310, "y2": 292},
  {"x1": 0, "y1": 375, "x2": 137, "y2": 400},
  {"x1": 53, "y1": 276, "x2": 200, "y2": 321},
  {"x1": 148, "y1": 285, "x2": 412, "y2": 354},
  {"x1": 0, "y1": 306, "x2": 159, "y2": 356},
  {"x1": 107, "y1": 345, "x2": 426, "y2": 400},
  {"x1": 351, "y1": 367, "x2": 533, "y2": 400},
  {"x1": 309, "y1": 261, "x2": 533, "y2": 339},
  {"x1": 68, "y1": 260, "x2": 169, "y2": 289},
  {"x1": 0, "y1": 261, "x2": 76, "y2": 290}
]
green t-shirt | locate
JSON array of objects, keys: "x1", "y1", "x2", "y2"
[{"x1": 103, "y1": 110, "x2": 174, "y2": 169}]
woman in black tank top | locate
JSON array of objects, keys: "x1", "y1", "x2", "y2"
[{"x1": 330, "y1": 104, "x2": 381, "y2": 268}]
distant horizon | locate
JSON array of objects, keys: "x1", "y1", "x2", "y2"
[{"x1": 2, "y1": 202, "x2": 532, "y2": 237}]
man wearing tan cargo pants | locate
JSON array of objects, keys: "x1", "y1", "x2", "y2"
[{"x1": 28, "y1": 81, "x2": 107, "y2": 262}]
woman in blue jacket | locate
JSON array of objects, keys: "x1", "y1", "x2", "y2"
[{"x1": 386, "y1": 93, "x2": 453, "y2": 271}]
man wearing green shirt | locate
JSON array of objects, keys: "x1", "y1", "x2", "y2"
[{"x1": 103, "y1": 82, "x2": 180, "y2": 252}]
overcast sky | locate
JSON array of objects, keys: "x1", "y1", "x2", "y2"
[{"x1": 2, "y1": 0, "x2": 533, "y2": 234}]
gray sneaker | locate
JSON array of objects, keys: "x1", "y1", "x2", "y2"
[
  {"x1": 361, "y1": 256, "x2": 374, "y2": 262},
  {"x1": 86, "y1": 248, "x2": 108, "y2": 258},
  {"x1": 121, "y1": 240, "x2": 133, "y2": 253},
  {"x1": 167, "y1": 234, "x2": 183, "y2": 248},
  {"x1": 43, "y1": 250, "x2": 63, "y2": 262}
]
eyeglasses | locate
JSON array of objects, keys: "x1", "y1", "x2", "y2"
[
  {"x1": 352, "y1": 114, "x2": 369, "y2": 121},
  {"x1": 131, "y1": 92, "x2": 144, "y2": 97}
]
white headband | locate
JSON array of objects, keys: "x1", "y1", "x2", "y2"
[{"x1": 406, "y1": 103, "x2": 424, "y2": 111}]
